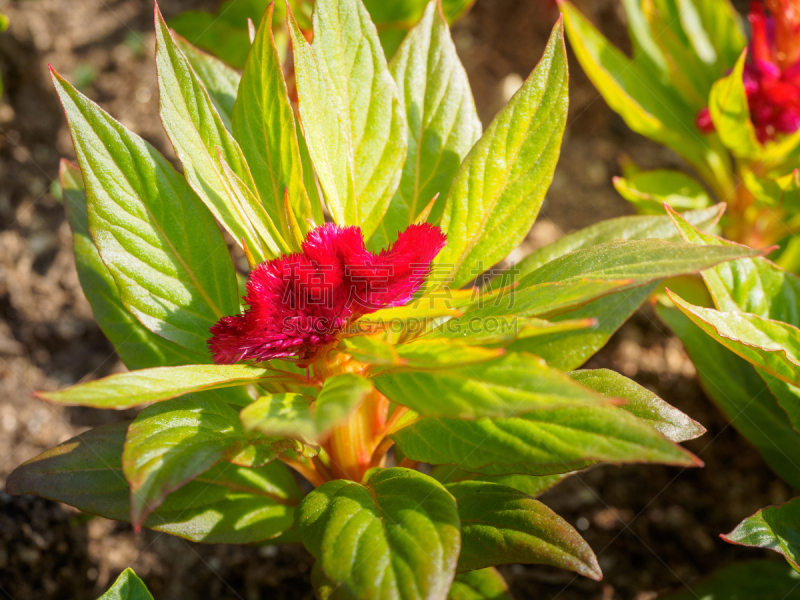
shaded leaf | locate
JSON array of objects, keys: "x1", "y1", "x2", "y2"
[
  {"x1": 657, "y1": 302, "x2": 800, "y2": 489},
  {"x1": 668, "y1": 291, "x2": 800, "y2": 387},
  {"x1": 6, "y1": 422, "x2": 301, "y2": 543},
  {"x1": 448, "y1": 568, "x2": 513, "y2": 600},
  {"x1": 509, "y1": 285, "x2": 656, "y2": 371},
  {"x1": 514, "y1": 205, "x2": 723, "y2": 278},
  {"x1": 296, "y1": 467, "x2": 461, "y2": 600},
  {"x1": 658, "y1": 559, "x2": 800, "y2": 600},
  {"x1": 447, "y1": 481, "x2": 600, "y2": 578},
  {"x1": 123, "y1": 393, "x2": 291, "y2": 528}
]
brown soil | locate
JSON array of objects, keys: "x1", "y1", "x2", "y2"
[{"x1": 0, "y1": 0, "x2": 788, "y2": 599}]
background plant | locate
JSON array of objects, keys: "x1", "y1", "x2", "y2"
[
  {"x1": 657, "y1": 205, "x2": 800, "y2": 576},
  {"x1": 169, "y1": 0, "x2": 476, "y2": 68},
  {"x1": 5, "y1": 0, "x2": 760, "y2": 597},
  {"x1": 560, "y1": 0, "x2": 800, "y2": 272}
]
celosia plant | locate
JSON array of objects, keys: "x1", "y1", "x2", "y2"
[
  {"x1": 657, "y1": 205, "x2": 800, "y2": 575},
  {"x1": 561, "y1": 0, "x2": 800, "y2": 271},
  {"x1": 7, "y1": 1, "x2": 758, "y2": 597}
]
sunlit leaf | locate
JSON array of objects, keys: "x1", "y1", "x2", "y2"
[
  {"x1": 312, "y1": 0, "x2": 407, "y2": 239},
  {"x1": 36, "y1": 364, "x2": 287, "y2": 409},
  {"x1": 569, "y1": 368, "x2": 705, "y2": 442},
  {"x1": 52, "y1": 70, "x2": 239, "y2": 356},
  {"x1": 97, "y1": 568, "x2": 153, "y2": 600},
  {"x1": 723, "y1": 498, "x2": 800, "y2": 571},
  {"x1": 372, "y1": 1, "x2": 481, "y2": 249},
  {"x1": 436, "y1": 19, "x2": 568, "y2": 288}
]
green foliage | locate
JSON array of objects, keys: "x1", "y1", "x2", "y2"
[
  {"x1": 8, "y1": 2, "x2": 768, "y2": 598},
  {"x1": 97, "y1": 569, "x2": 153, "y2": 600},
  {"x1": 723, "y1": 498, "x2": 800, "y2": 572},
  {"x1": 658, "y1": 560, "x2": 800, "y2": 600},
  {"x1": 436, "y1": 20, "x2": 569, "y2": 288},
  {"x1": 297, "y1": 468, "x2": 461, "y2": 600}
]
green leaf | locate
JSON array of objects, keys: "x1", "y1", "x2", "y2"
[
  {"x1": 613, "y1": 170, "x2": 711, "y2": 214},
  {"x1": 233, "y1": 4, "x2": 316, "y2": 240},
  {"x1": 240, "y1": 373, "x2": 374, "y2": 441},
  {"x1": 743, "y1": 169, "x2": 800, "y2": 213},
  {"x1": 350, "y1": 336, "x2": 504, "y2": 368},
  {"x1": 658, "y1": 559, "x2": 800, "y2": 600},
  {"x1": 36, "y1": 364, "x2": 287, "y2": 409},
  {"x1": 487, "y1": 239, "x2": 758, "y2": 322},
  {"x1": 676, "y1": 0, "x2": 747, "y2": 73},
  {"x1": 510, "y1": 285, "x2": 655, "y2": 371},
  {"x1": 312, "y1": 0, "x2": 407, "y2": 239},
  {"x1": 52, "y1": 70, "x2": 239, "y2": 356},
  {"x1": 762, "y1": 373, "x2": 800, "y2": 434},
  {"x1": 514, "y1": 205, "x2": 723, "y2": 278},
  {"x1": 448, "y1": 568, "x2": 512, "y2": 600},
  {"x1": 97, "y1": 568, "x2": 153, "y2": 600},
  {"x1": 668, "y1": 291, "x2": 800, "y2": 387},
  {"x1": 296, "y1": 467, "x2": 461, "y2": 600},
  {"x1": 60, "y1": 161, "x2": 206, "y2": 369},
  {"x1": 436, "y1": 19, "x2": 568, "y2": 288},
  {"x1": 431, "y1": 465, "x2": 568, "y2": 496},
  {"x1": 175, "y1": 36, "x2": 241, "y2": 131},
  {"x1": 288, "y1": 7, "x2": 357, "y2": 227},
  {"x1": 374, "y1": 351, "x2": 615, "y2": 419},
  {"x1": 6, "y1": 422, "x2": 301, "y2": 544},
  {"x1": 169, "y1": 4, "x2": 258, "y2": 69},
  {"x1": 155, "y1": 6, "x2": 283, "y2": 264},
  {"x1": 372, "y1": 1, "x2": 481, "y2": 249},
  {"x1": 667, "y1": 205, "x2": 800, "y2": 324},
  {"x1": 569, "y1": 368, "x2": 705, "y2": 442},
  {"x1": 392, "y1": 404, "x2": 699, "y2": 476},
  {"x1": 709, "y1": 49, "x2": 762, "y2": 159},
  {"x1": 426, "y1": 314, "x2": 595, "y2": 345},
  {"x1": 657, "y1": 302, "x2": 800, "y2": 489},
  {"x1": 559, "y1": 1, "x2": 726, "y2": 183},
  {"x1": 447, "y1": 481, "x2": 600, "y2": 579},
  {"x1": 459, "y1": 278, "x2": 640, "y2": 320},
  {"x1": 123, "y1": 393, "x2": 292, "y2": 528},
  {"x1": 362, "y1": 0, "x2": 475, "y2": 28},
  {"x1": 521, "y1": 239, "x2": 761, "y2": 290},
  {"x1": 723, "y1": 498, "x2": 800, "y2": 571}
]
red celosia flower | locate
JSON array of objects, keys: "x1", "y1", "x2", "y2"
[
  {"x1": 697, "y1": 1, "x2": 800, "y2": 142},
  {"x1": 209, "y1": 223, "x2": 446, "y2": 364}
]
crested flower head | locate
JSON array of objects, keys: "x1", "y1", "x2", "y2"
[
  {"x1": 697, "y1": 0, "x2": 800, "y2": 142},
  {"x1": 209, "y1": 223, "x2": 446, "y2": 364}
]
